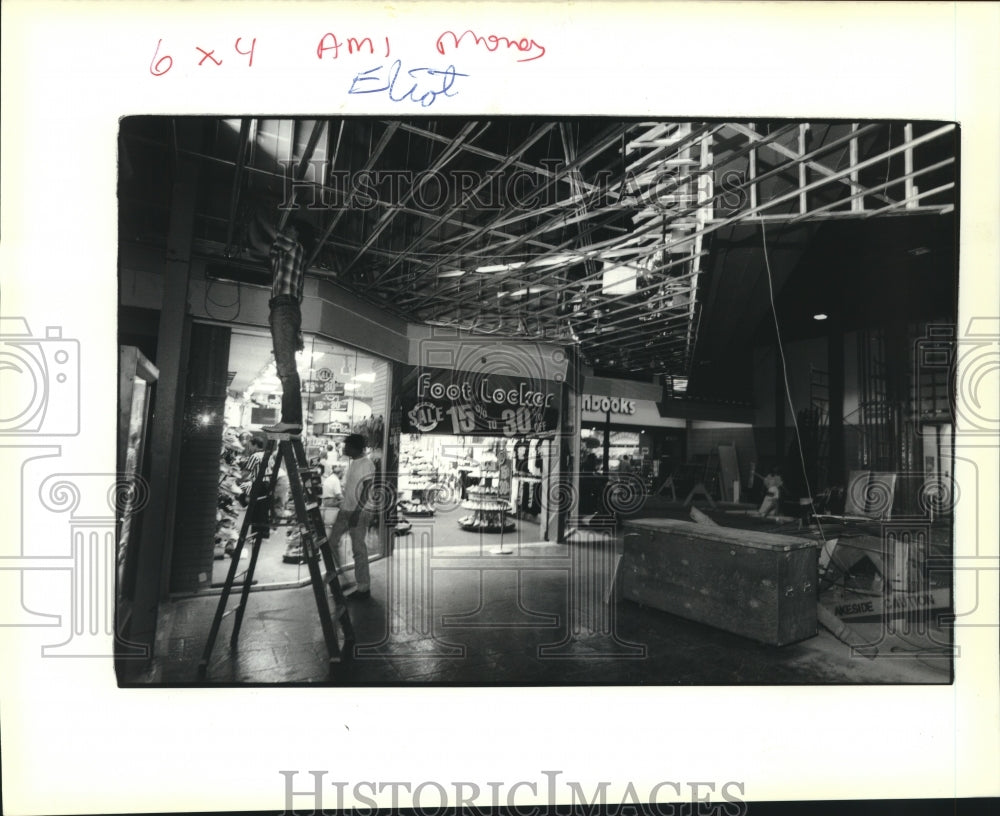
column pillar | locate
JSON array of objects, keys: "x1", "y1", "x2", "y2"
[{"x1": 129, "y1": 120, "x2": 201, "y2": 654}]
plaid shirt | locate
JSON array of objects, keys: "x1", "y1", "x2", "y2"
[{"x1": 270, "y1": 230, "x2": 307, "y2": 301}]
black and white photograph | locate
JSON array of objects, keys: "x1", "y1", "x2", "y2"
[
  {"x1": 116, "y1": 115, "x2": 960, "y2": 686},
  {"x1": 2, "y1": 2, "x2": 998, "y2": 814}
]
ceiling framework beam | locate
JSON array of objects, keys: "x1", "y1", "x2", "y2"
[
  {"x1": 729, "y1": 122, "x2": 889, "y2": 210},
  {"x1": 393, "y1": 120, "x2": 604, "y2": 194},
  {"x1": 125, "y1": 127, "x2": 553, "y2": 267},
  {"x1": 300, "y1": 119, "x2": 956, "y2": 340},
  {"x1": 903, "y1": 123, "x2": 916, "y2": 208},
  {"x1": 786, "y1": 156, "x2": 954, "y2": 225},
  {"x1": 368, "y1": 123, "x2": 558, "y2": 287},
  {"x1": 399, "y1": 122, "x2": 636, "y2": 310},
  {"x1": 798, "y1": 124, "x2": 808, "y2": 214},
  {"x1": 412, "y1": 250, "x2": 704, "y2": 334},
  {"x1": 481, "y1": 120, "x2": 955, "y2": 370},
  {"x1": 863, "y1": 181, "x2": 955, "y2": 218},
  {"x1": 277, "y1": 118, "x2": 328, "y2": 233},
  {"x1": 559, "y1": 122, "x2": 599, "y2": 281},
  {"x1": 476, "y1": 123, "x2": 783, "y2": 305},
  {"x1": 224, "y1": 118, "x2": 253, "y2": 256},
  {"x1": 305, "y1": 121, "x2": 401, "y2": 269},
  {"x1": 405, "y1": 124, "x2": 718, "y2": 301},
  {"x1": 534, "y1": 121, "x2": 951, "y2": 321},
  {"x1": 337, "y1": 120, "x2": 485, "y2": 279}
]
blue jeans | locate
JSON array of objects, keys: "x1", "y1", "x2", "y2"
[
  {"x1": 268, "y1": 296, "x2": 303, "y2": 425},
  {"x1": 327, "y1": 509, "x2": 371, "y2": 592}
]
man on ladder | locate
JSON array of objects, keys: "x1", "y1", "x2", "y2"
[
  {"x1": 250, "y1": 209, "x2": 315, "y2": 436},
  {"x1": 197, "y1": 211, "x2": 357, "y2": 681}
]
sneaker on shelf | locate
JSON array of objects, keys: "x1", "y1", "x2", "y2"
[{"x1": 262, "y1": 422, "x2": 302, "y2": 435}]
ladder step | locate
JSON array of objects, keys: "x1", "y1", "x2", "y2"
[{"x1": 305, "y1": 502, "x2": 319, "y2": 511}]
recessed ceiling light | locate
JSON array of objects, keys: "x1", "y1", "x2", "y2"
[{"x1": 813, "y1": 313, "x2": 828, "y2": 321}]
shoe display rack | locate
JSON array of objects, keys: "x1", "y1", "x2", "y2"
[
  {"x1": 458, "y1": 486, "x2": 515, "y2": 533},
  {"x1": 282, "y1": 463, "x2": 323, "y2": 564}
]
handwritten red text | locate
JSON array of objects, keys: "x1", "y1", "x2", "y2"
[
  {"x1": 317, "y1": 33, "x2": 391, "y2": 59},
  {"x1": 150, "y1": 37, "x2": 256, "y2": 76},
  {"x1": 435, "y1": 29, "x2": 546, "y2": 62}
]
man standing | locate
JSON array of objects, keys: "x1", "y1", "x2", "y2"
[
  {"x1": 252, "y1": 214, "x2": 316, "y2": 435},
  {"x1": 238, "y1": 436, "x2": 266, "y2": 498},
  {"x1": 327, "y1": 434, "x2": 375, "y2": 600}
]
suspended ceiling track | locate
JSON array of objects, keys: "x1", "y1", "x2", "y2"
[{"x1": 123, "y1": 118, "x2": 956, "y2": 377}]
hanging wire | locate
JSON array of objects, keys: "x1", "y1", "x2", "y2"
[
  {"x1": 204, "y1": 279, "x2": 242, "y2": 321},
  {"x1": 760, "y1": 217, "x2": 828, "y2": 548}
]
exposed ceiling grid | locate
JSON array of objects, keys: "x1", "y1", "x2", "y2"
[{"x1": 120, "y1": 118, "x2": 957, "y2": 378}]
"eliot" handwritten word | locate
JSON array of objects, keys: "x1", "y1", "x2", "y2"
[
  {"x1": 435, "y1": 29, "x2": 546, "y2": 62},
  {"x1": 348, "y1": 60, "x2": 469, "y2": 107}
]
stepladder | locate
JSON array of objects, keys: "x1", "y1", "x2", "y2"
[{"x1": 198, "y1": 433, "x2": 355, "y2": 680}]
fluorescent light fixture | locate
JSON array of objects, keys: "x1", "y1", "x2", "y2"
[
  {"x1": 475, "y1": 262, "x2": 525, "y2": 273},
  {"x1": 813, "y1": 313, "x2": 829, "y2": 321},
  {"x1": 344, "y1": 382, "x2": 358, "y2": 391},
  {"x1": 437, "y1": 269, "x2": 466, "y2": 278},
  {"x1": 498, "y1": 285, "x2": 552, "y2": 298},
  {"x1": 353, "y1": 372, "x2": 376, "y2": 383},
  {"x1": 527, "y1": 253, "x2": 577, "y2": 267}
]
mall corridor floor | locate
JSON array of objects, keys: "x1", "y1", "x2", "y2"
[{"x1": 128, "y1": 526, "x2": 951, "y2": 687}]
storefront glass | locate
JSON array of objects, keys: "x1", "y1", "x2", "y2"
[
  {"x1": 215, "y1": 329, "x2": 389, "y2": 588},
  {"x1": 398, "y1": 433, "x2": 549, "y2": 542}
]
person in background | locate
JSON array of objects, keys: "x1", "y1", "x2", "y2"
[
  {"x1": 327, "y1": 434, "x2": 375, "y2": 600},
  {"x1": 318, "y1": 463, "x2": 344, "y2": 531},
  {"x1": 757, "y1": 467, "x2": 785, "y2": 518},
  {"x1": 238, "y1": 436, "x2": 266, "y2": 497},
  {"x1": 322, "y1": 463, "x2": 344, "y2": 508},
  {"x1": 617, "y1": 454, "x2": 633, "y2": 477},
  {"x1": 577, "y1": 452, "x2": 597, "y2": 519}
]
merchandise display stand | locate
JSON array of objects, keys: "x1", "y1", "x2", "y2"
[
  {"x1": 458, "y1": 487, "x2": 516, "y2": 534},
  {"x1": 197, "y1": 433, "x2": 355, "y2": 680},
  {"x1": 398, "y1": 483, "x2": 437, "y2": 517}
]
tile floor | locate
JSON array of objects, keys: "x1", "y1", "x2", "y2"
[{"x1": 125, "y1": 517, "x2": 953, "y2": 687}]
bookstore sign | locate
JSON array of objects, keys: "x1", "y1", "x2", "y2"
[{"x1": 582, "y1": 394, "x2": 636, "y2": 415}]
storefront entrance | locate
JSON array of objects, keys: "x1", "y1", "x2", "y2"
[
  {"x1": 175, "y1": 324, "x2": 391, "y2": 594},
  {"x1": 397, "y1": 434, "x2": 554, "y2": 546}
]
